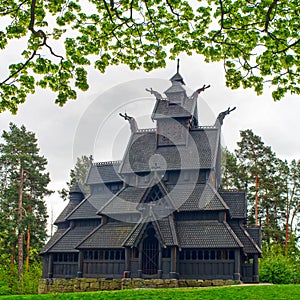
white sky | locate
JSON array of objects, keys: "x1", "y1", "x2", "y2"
[{"x1": 1, "y1": 54, "x2": 299, "y2": 230}]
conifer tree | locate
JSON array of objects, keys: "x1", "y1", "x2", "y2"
[
  {"x1": 0, "y1": 123, "x2": 52, "y2": 289},
  {"x1": 223, "y1": 130, "x2": 300, "y2": 246}
]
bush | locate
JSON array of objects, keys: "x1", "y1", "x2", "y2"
[
  {"x1": 0, "y1": 259, "x2": 42, "y2": 295},
  {"x1": 259, "y1": 254, "x2": 297, "y2": 284},
  {"x1": 21, "y1": 261, "x2": 42, "y2": 294},
  {"x1": 259, "y1": 241, "x2": 300, "y2": 284}
]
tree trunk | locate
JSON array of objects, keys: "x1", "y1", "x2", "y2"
[
  {"x1": 25, "y1": 226, "x2": 30, "y2": 272},
  {"x1": 10, "y1": 246, "x2": 15, "y2": 291},
  {"x1": 255, "y1": 174, "x2": 259, "y2": 226},
  {"x1": 25, "y1": 192, "x2": 33, "y2": 272},
  {"x1": 17, "y1": 167, "x2": 24, "y2": 289}
]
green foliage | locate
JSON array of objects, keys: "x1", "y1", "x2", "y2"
[
  {"x1": 21, "y1": 261, "x2": 43, "y2": 294},
  {"x1": 0, "y1": 256, "x2": 42, "y2": 295},
  {"x1": 0, "y1": 123, "x2": 52, "y2": 293},
  {"x1": 223, "y1": 129, "x2": 300, "y2": 245},
  {"x1": 259, "y1": 242, "x2": 300, "y2": 284},
  {"x1": 1, "y1": 1, "x2": 300, "y2": 113}
]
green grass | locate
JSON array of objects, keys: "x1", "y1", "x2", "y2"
[{"x1": 0, "y1": 285, "x2": 299, "y2": 300}]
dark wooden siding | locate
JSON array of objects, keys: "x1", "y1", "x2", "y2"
[
  {"x1": 178, "y1": 249, "x2": 235, "y2": 279},
  {"x1": 53, "y1": 262, "x2": 78, "y2": 278},
  {"x1": 83, "y1": 260, "x2": 125, "y2": 278}
]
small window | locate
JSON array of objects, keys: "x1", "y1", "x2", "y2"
[
  {"x1": 229, "y1": 250, "x2": 235, "y2": 260},
  {"x1": 179, "y1": 251, "x2": 184, "y2": 260},
  {"x1": 104, "y1": 251, "x2": 109, "y2": 260},
  {"x1": 210, "y1": 251, "x2": 215, "y2": 260},
  {"x1": 99, "y1": 250, "x2": 104, "y2": 260},
  {"x1": 204, "y1": 251, "x2": 209, "y2": 260},
  {"x1": 110, "y1": 251, "x2": 115, "y2": 260},
  {"x1": 121, "y1": 250, "x2": 125, "y2": 260},
  {"x1": 185, "y1": 250, "x2": 191, "y2": 260},
  {"x1": 222, "y1": 250, "x2": 228, "y2": 260},
  {"x1": 217, "y1": 250, "x2": 222, "y2": 260},
  {"x1": 191, "y1": 250, "x2": 197, "y2": 260},
  {"x1": 198, "y1": 251, "x2": 203, "y2": 260},
  {"x1": 94, "y1": 251, "x2": 98, "y2": 260},
  {"x1": 83, "y1": 251, "x2": 88, "y2": 260},
  {"x1": 116, "y1": 251, "x2": 120, "y2": 260}
]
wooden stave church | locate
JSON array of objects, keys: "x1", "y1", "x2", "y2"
[{"x1": 41, "y1": 67, "x2": 262, "y2": 283}]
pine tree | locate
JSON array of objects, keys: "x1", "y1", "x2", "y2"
[{"x1": 0, "y1": 123, "x2": 52, "y2": 291}]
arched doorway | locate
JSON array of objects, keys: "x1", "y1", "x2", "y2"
[{"x1": 142, "y1": 228, "x2": 159, "y2": 275}]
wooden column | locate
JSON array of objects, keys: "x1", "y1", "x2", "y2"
[
  {"x1": 48, "y1": 254, "x2": 53, "y2": 278},
  {"x1": 169, "y1": 247, "x2": 177, "y2": 279},
  {"x1": 158, "y1": 248, "x2": 162, "y2": 278},
  {"x1": 138, "y1": 244, "x2": 142, "y2": 278},
  {"x1": 233, "y1": 249, "x2": 240, "y2": 281},
  {"x1": 124, "y1": 248, "x2": 131, "y2": 278},
  {"x1": 77, "y1": 251, "x2": 83, "y2": 278},
  {"x1": 253, "y1": 254, "x2": 259, "y2": 283}
]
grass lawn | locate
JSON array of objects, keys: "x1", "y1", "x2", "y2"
[{"x1": 0, "y1": 285, "x2": 299, "y2": 300}]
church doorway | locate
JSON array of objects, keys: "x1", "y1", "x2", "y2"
[{"x1": 142, "y1": 228, "x2": 159, "y2": 275}]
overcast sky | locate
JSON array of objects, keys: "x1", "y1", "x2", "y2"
[{"x1": 1, "y1": 54, "x2": 299, "y2": 228}]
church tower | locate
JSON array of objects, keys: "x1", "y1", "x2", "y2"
[{"x1": 151, "y1": 60, "x2": 199, "y2": 146}]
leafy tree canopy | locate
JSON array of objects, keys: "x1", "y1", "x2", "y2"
[{"x1": 0, "y1": 0, "x2": 299, "y2": 113}]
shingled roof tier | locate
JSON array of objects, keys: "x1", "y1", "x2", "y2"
[
  {"x1": 54, "y1": 199, "x2": 82, "y2": 225},
  {"x1": 229, "y1": 222, "x2": 261, "y2": 254},
  {"x1": 67, "y1": 192, "x2": 113, "y2": 220},
  {"x1": 123, "y1": 216, "x2": 178, "y2": 247},
  {"x1": 119, "y1": 128, "x2": 218, "y2": 174},
  {"x1": 176, "y1": 220, "x2": 243, "y2": 249},
  {"x1": 98, "y1": 186, "x2": 147, "y2": 215},
  {"x1": 166, "y1": 183, "x2": 229, "y2": 212},
  {"x1": 85, "y1": 161, "x2": 122, "y2": 185},
  {"x1": 220, "y1": 191, "x2": 246, "y2": 219},
  {"x1": 76, "y1": 222, "x2": 136, "y2": 249},
  {"x1": 40, "y1": 228, "x2": 68, "y2": 254},
  {"x1": 151, "y1": 98, "x2": 196, "y2": 119},
  {"x1": 43, "y1": 225, "x2": 94, "y2": 253},
  {"x1": 98, "y1": 182, "x2": 229, "y2": 217}
]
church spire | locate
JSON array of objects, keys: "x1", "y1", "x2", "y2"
[{"x1": 169, "y1": 59, "x2": 185, "y2": 85}]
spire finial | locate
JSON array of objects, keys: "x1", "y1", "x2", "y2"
[{"x1": 177, "y1": 59, "x2": 180, "y2": 73}]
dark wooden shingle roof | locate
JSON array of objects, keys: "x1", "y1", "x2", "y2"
[
  {"x1": 119, "y1": 128, "x2": 218, "y2": 174},
  {"x1": 40, "y1": 228, "x2": 68, "y2": 254},
  {"x1": 176, "y1": 220, "x2": 243, "y2": 248},
  {"x1": 46, "y1": 225, "x2": 94, "y2": 253},
  {"x1": 152, "y1": 100, "x2": 194, "y2": 119},
  {"x1": 77, "y1": 222, "x2": 136, "y2": 249},
  {"x1": 229, "y1": 222, "x2": 262, "y2": 255},
  {"x1": 98, "y1": 186, "x2": 147, "y2": 215},
  {"x1": 220, "y1": 191, "x2": 246, "y2": 219},
  {"x1": 167, "y1": 183, "x2": 229, "y2": 212},
  {"x1": 123, "y1": 216, "x2": 178, "y2": 247},
  {"x1": 67, "y1": 190, "x2": 114, "y2": 220},
  {"x1": 86, "y1": 161, "x2": 122, "y2": 185},
  {"x1": 54, "y1": 200, "x2": 81, "y2": 225}
]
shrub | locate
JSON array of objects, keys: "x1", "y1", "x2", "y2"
[{"x1": 259, "y1": 254, "x2": 297, "y2": 284}]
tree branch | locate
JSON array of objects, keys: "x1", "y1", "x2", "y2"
[
  {"x1": 0, "y1": 51, "x2": 37, "y2": 85},
  {"x1": 264, "y1": 0, "x2": 278, "y2": 32}
]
